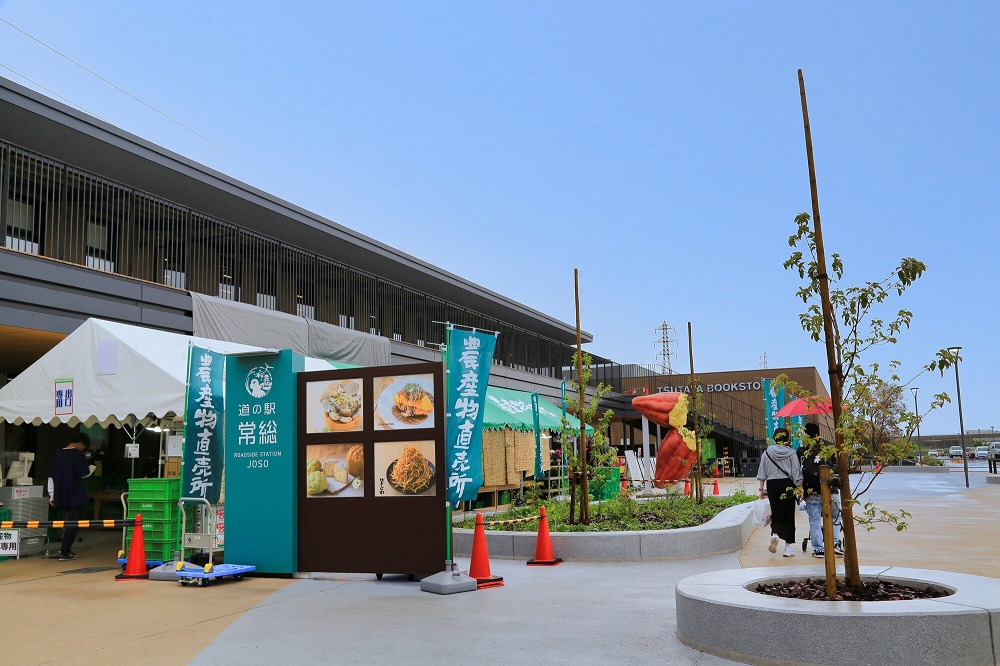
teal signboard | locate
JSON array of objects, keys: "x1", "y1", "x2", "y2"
[{"x1": 224, "y1": 350, "x2": 301, "y2": 573}]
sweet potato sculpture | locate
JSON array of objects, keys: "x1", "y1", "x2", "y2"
[{"x1": 632, "y1": 392, "x2": 697, "y2": 487}]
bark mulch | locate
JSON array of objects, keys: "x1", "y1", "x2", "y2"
[{"x1": 754, "y1": 578, "x2": 952, "y2": 601}]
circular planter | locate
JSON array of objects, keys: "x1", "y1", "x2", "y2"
[{"x1": 676, "y1": 566, "x2": 1000, "y2": 666}]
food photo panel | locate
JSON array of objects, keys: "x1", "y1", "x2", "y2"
[
  {"x1": 305, "y1": 378, "x2": 364, "y2": 433},
  {"x1": 305, "y1": 444, "x2": 365, "y2": 498},
  {"x1": 374, "y1": 440, "x2": 437, "y2": 497},
  {"x1": 372, "y1": 373, "x2": 435, "y2": 430}
]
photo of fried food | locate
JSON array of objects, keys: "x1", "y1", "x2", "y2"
[
  {"x1": 390, "y1": 382, "x2": 434, "y2": 425},
  {"x1": 388, "y1": 445, "x2": 435, "y2": 495}
]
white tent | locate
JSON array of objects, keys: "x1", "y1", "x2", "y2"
[{"x1": 0, "y1": 318, "x2": 340, "y2": 428}]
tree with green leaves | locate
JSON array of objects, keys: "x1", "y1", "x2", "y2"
[
  {"x1": 560, "y1": 351, "x2": 615, "y2": 525},
  {"x1": 783, "y1": 211, "x2": 956, "y2": 590}
]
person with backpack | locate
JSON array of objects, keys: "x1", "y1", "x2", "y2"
[
  {"x1": 800, "y1": 422, "x2": 843, "y2": 558},
  {"x1": 757, "y1": 427, "x2": 803, "y2": 557}
]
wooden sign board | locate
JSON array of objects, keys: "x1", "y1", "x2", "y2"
[{"x1": 297, "y1": 362, "x2": 445, "y2": 575}]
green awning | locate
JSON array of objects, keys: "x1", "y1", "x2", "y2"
[{"x1": 483, "y1": 386, "x2": 593, "y2": 434}]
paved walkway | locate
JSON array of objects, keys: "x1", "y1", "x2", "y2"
[{"x1": 2, "y1": 469, "x2": 996, "y2": 665}]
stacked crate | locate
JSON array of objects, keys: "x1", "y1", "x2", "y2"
[{"x1": 125, "y1": 478, "x2": 180, "y2": 562}]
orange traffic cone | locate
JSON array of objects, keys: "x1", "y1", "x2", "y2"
[
  {"x1": 712, "y1": 478, "x2": 720, "y2": 495},
  {"x1": 468, "y1": 513, "x2": 504, "y2": 588},
  {"x1": 116, "y1": 514, "x2": 148, "y2": 581},
  {"x1": 683, "y1": 478, "x2": 691, "y2": 496},
  {"x1": 527, "y1": 505, "x2": 563, "y2": 566}
]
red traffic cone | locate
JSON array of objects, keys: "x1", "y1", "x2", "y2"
[
  {"x1": 116, "y1": 514, "x2": 148, "y2": 581},
  {"x1": 713, "y1": 478, "x2": 720, "y2": 495},
  {"x1": 683, "y1": 478, "x2": 691, "y2": 496},
  {"x1": 527, "y1": 505, "x2": 562, "y2": 566},
  {"x1": 468, "y1": 513, "x2": 504, "y2": 588}
]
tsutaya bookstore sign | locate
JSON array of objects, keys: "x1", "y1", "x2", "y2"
[{"x1": 657, "y1": 381, "x2": 765, "y2": 394}]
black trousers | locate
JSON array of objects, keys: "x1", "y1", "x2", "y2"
[
  {"x1": 766, "y1": 478, "x2": 797, "y2": 544},
  {"x1": 60, "y1": 506, "x2": 83, "y2": 555}
]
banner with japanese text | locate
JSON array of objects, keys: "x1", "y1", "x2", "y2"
[
  {"x1": 762, "y1": 379, "x2": 785, "y2": 444},
  {"x1": 182, "y1": 345, "x2": 224, "y2": 505},
  {"x1": 444, "y1": 327, "x2": 497, "y2": 506}
]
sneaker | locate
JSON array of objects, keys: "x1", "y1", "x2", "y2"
[
  {"x1": 834, "y1": 543, "x2": 844, "y2": 556},
  {"x1": 768, "y1": 535, "x2": 779, "y2": 553},
  {"x1": 812, "y1": 550, "x2": 825, "y2": 558},
  {"x1": 58, "y1": 553, "x2": 77, "y2": 561},
  {"x1": 783, "y1": 545, "x2": 796, "y2": 557}
]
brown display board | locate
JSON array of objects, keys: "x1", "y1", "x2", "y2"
[{"x1": 297, "y1": 362, "x2": 446, "y2": 575}]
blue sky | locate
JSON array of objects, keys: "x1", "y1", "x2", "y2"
[{"x1": 0, "y1": 2, "x2": 995, "y2": 436}]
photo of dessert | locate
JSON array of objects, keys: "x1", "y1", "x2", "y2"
[
  {"x1": 304, "y1": 444, "x2": 364, "y2": 498},
  {"x1": 374, "y1": 440, "x2": 436, "y2": 497}
]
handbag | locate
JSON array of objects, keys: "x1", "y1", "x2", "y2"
[{"x1": 752, "y1": 498, "x2": 772, "y2": 527}]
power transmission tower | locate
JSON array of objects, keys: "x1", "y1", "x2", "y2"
[{"x1": 655, "y1": 321, "x2": 676, "y2": 375}]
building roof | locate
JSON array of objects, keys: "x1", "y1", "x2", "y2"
[{"x1": 0, "y1": 75, "x2": 590, "y2": 346}]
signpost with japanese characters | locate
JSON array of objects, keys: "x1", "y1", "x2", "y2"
[
  {"x1": 182, "y1": 346, "x2": 224, "y2": 504},
  {"x1": 443, "y1": 327, "x2": 496, "y2": 507},
  {"x1": 224, "y1": 350, "x2": 301, "y2": 573}
]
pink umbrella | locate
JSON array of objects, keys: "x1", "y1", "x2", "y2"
[{"x1": 774, "y1": 396, "x2": 833, "y2": 418}]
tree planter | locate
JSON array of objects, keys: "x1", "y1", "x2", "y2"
[{"x1": 675, "y1": 566, "x2": 1000, "y2": 666}]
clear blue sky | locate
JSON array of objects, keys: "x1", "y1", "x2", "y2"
[{"x1": 1, "y1": 1, "x2": 995, "y2": 436}]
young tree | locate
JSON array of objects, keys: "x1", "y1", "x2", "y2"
[
  {"x1": 784, "y1": 211, "x2": 956, "y2": 589},
  {"x1": 561, "y1": 351, "x2": 615, "y2": 525}
]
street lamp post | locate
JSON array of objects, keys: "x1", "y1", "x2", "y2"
[
  {"x1": 910, "y1": 387, "x2": 920, "y2": 458},
  {"x1": 948, "y1": 346, "x2": 969, "y2": 488}
]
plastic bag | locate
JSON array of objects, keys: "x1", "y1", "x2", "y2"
[{"x1": 752, "y1": 498, "x2": 772, "y2": 527}]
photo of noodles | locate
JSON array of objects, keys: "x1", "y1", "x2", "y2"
[{"x1": 387, "y1": 444, "x2": 436, "y2": 495}]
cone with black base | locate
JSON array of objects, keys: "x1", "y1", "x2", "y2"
[
  {"x1": 527, "y1": 505, "x2": 562, "y2": 566},
  {"x1": 468, "y1": 512, "x2": 504, "y2": 588},
  {"x1": 116, "y1": 514, "x2": 148, "y2": 581}
]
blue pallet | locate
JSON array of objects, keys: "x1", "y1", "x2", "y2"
[{"x1": 175, "y1": 562, "x2": 255, "y2": 586}]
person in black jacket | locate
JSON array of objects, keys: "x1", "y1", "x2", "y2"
[
  {"x1": 800, "y1": 422, "x2": 842, "y2": 557},
  {"x1": 47, "y1": 432, "x2": 96, "y2": 561}
]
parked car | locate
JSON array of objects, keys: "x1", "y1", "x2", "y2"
[
  {"x1": 949, "y1": 446, "x2": 963, "y2": 458},
  {"x1": 975, "y1": 446, "x2": 989, "y2": 460},
  {"x1": 926, "y1": 449, "x2": 942, "y2": 458},
  {"x1": 990, "y1": 443, "x2": 1000, "y2": 461}
]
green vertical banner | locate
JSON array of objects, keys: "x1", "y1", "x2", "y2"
[
  {"x1": 531, "y1": 393, "x2": 542, "y2": 479},
  {"x1": 762, "y1": 379, "x2": 786, "y2": 443},
  {"x1": 790, "y1": 414, "x2": 805, "y2": 450},
  {"x1": 224, "y1": 350, "x2": 301, "y2": 573},
  {"x1": 444, "y1": 327, "x2": 497, "y2": 506},
  {"x1": 182, "y1": 345, "x2": 224, "y2": 505}
]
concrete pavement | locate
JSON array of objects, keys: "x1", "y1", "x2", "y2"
[{"x1": 2, "y1": 468, "x2": 997, "y2": 665}]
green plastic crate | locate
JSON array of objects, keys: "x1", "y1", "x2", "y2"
[
  {"x1": 142, "y1": 520, "x2": 179, "y2": 543},
  {"x1": 127, "y1": 478, "x2": 180, "y2": 502},
  {"x1": 127, "y1": 501, "x2": 178, "y2": 522},
  {"x1": 133, "y1": 537, "x2": 178, "y2": 562}
]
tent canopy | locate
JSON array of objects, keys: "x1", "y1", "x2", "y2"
[
  {"x1": 482, "y1": 386, "x2": 593, "y2": 434},
  {"x1": 0, "y1": 318, "x2": 345, "y2": 428}
]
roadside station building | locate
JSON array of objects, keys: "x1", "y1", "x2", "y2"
[{"x1": 0, "y1": 75, "x2": 825, "y2": 484}]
